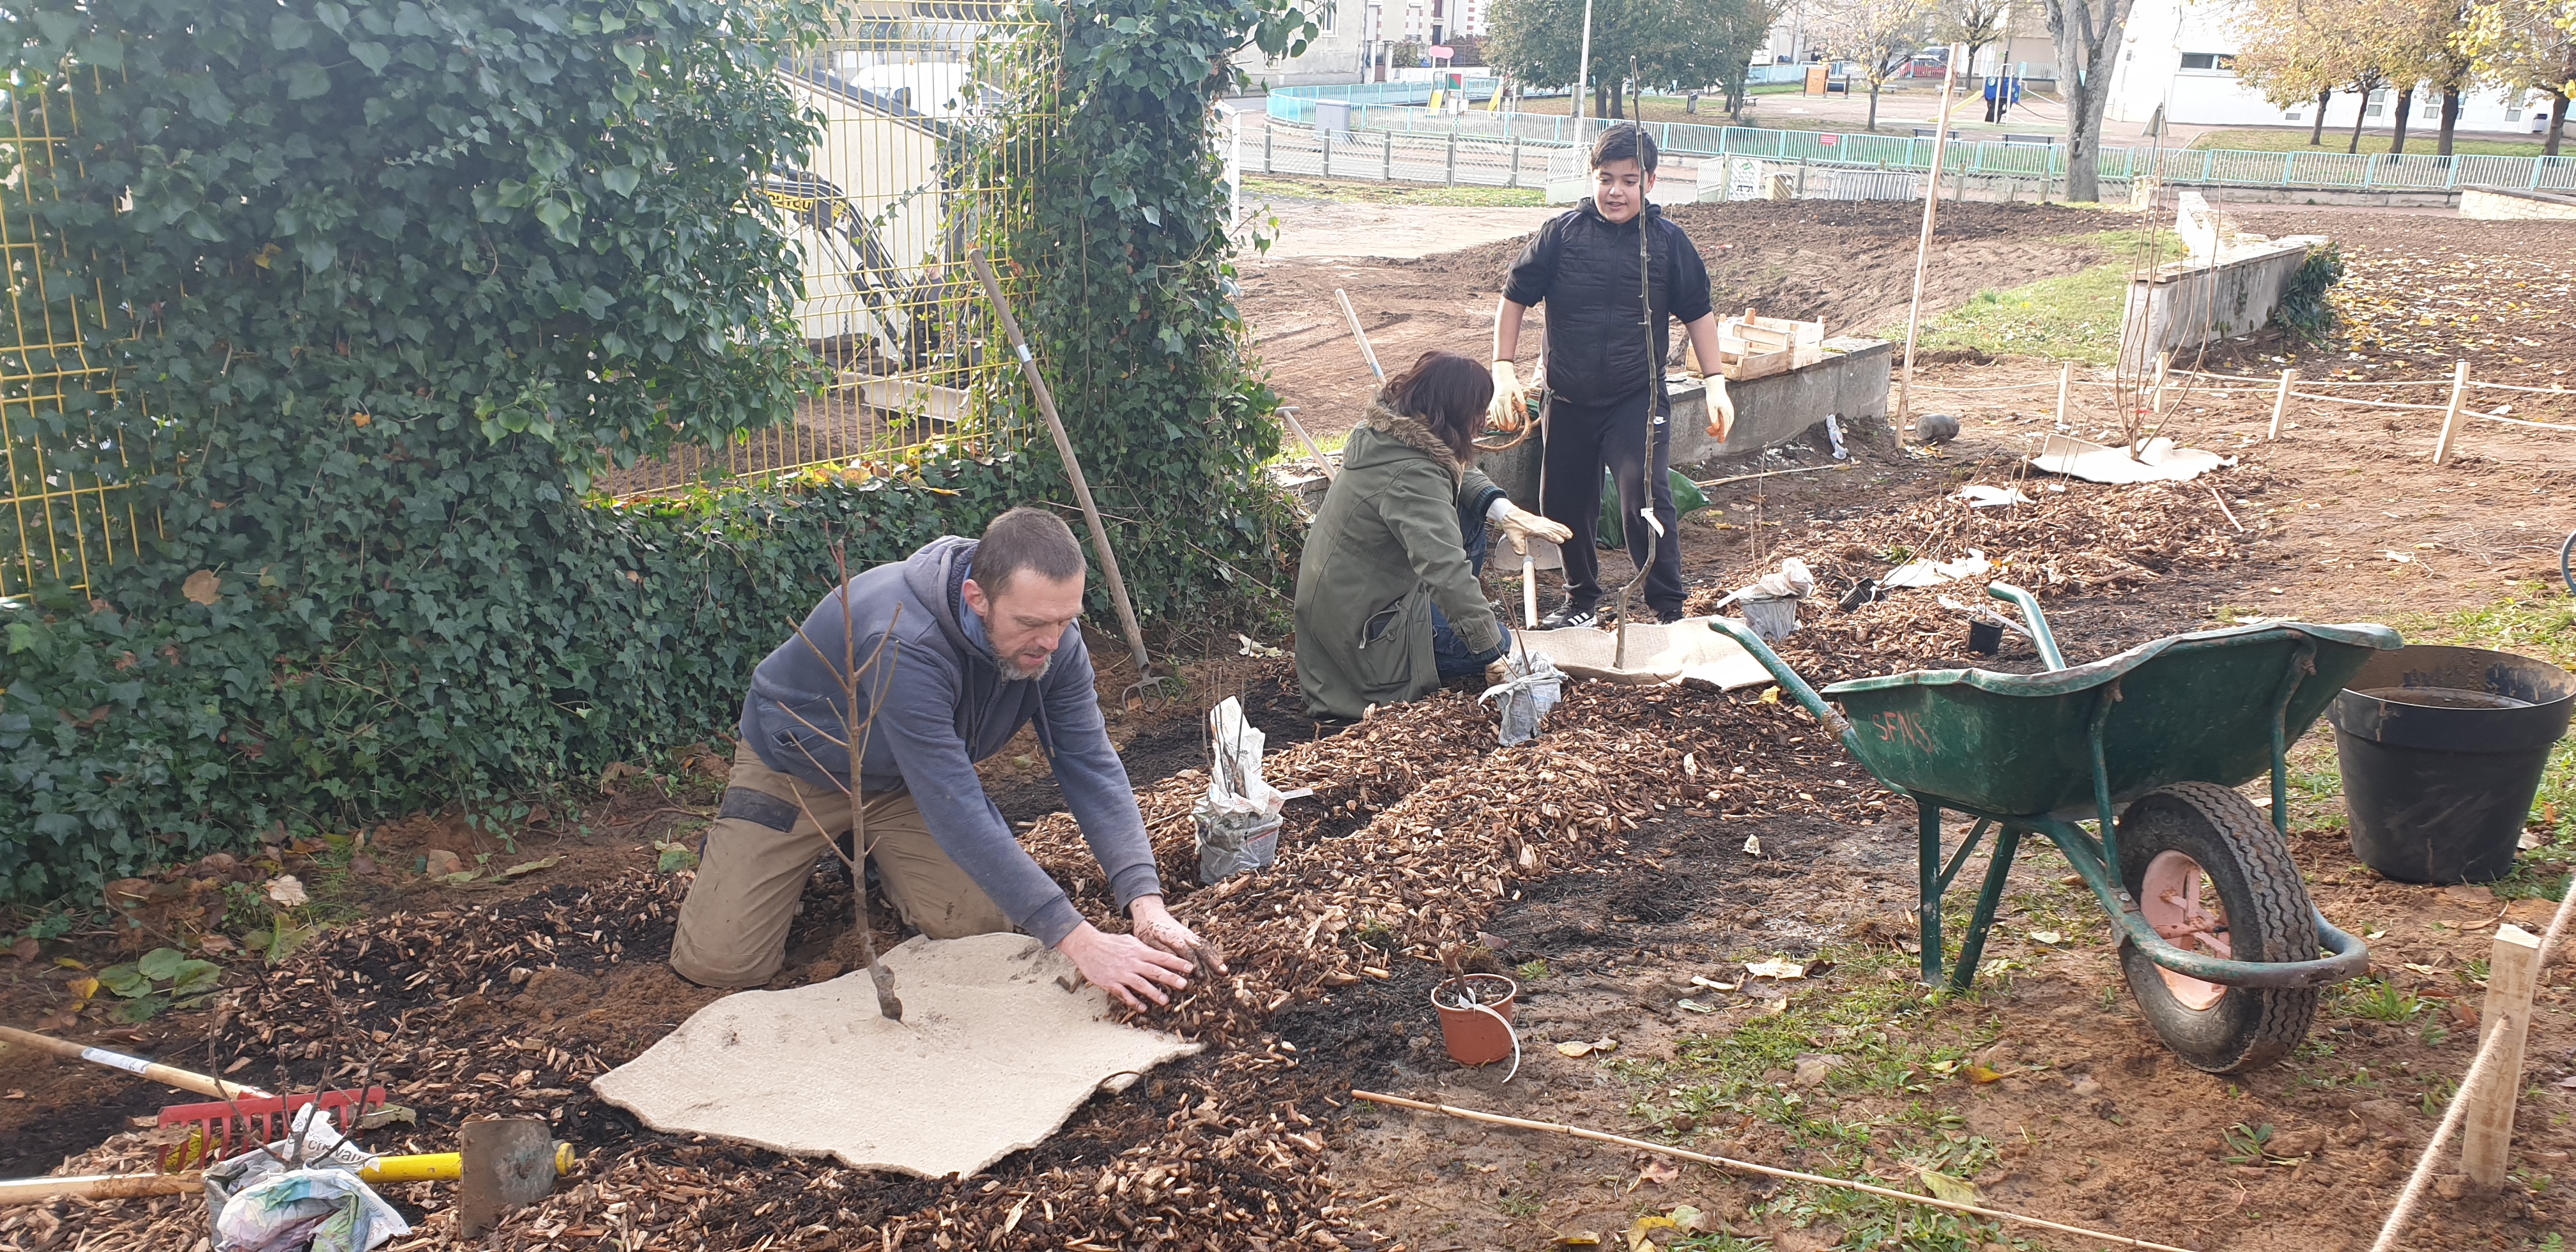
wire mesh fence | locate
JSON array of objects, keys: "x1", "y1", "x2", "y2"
[
  {"x1": 0, "y1": 80, "x2": 153, "y2": 601},
  {"x1": 599, "y1": 11, "x2": 1059, "y2": 497}
]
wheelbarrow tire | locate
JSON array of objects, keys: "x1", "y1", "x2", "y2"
[{"x1": 2114, "y1": 782, "x2": 2319, "y2": 1074}]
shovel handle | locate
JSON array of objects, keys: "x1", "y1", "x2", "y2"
[
  {"x1": 0, "y1": 1171, "x2": 203, "y2": 1205},
  {"x1": 0, "y1": 1025, "x2": 270, "y2": 1101}
]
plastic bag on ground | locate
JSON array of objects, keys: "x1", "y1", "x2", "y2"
[
  {"x1": 1717, "y1": 558, "x2": 1814, "y2": 641},
  {"x1": 1882, "y1": 547, "x2": 1991, "y2": 589},
  {"x1": 1193, "y1": 697, "x2": 1299, "y2": 884},
  {"x1": 208, "y1": 1107, "x2": 408, "y2": 1252},
  {"x1": 1481, "y1": 649, "x2": 1566, "y2": 746}
]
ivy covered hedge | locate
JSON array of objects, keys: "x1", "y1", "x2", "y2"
[{"x1": 0, "y1": 0, "x2": 1310, "y2": 902}]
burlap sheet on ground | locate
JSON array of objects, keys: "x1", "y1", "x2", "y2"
[
  {"x1": 591, "y1": 933, "x2": 1201, "y2": 1178},
  {"x1": 1518, "y1": 616, "x2": 1775, "y2": 689}
]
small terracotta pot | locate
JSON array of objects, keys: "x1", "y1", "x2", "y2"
[{"x1": 1432, "y1": 973, "x2": 1519, "y2": 1066}]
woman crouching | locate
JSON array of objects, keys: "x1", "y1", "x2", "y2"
[{"x1": 1293, "y1": 349, "x2": 1570, "y2": 720}]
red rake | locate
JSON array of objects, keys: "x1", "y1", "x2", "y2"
[{"x1": 155, "y1": 1088, "x2": 390, "y2": 1170}]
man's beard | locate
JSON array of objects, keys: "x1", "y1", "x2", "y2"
[{"x1": 997, "y1": 650, "x2": 1055, "y2": 682}]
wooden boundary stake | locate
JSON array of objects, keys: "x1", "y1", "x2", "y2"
[
  {"x1": 2055, "y1": 361, "x2": 2073, "y2": 429},
  {"x1": 2433, "y1": 358, "x2": 2469, "y2": 464},
  {"x1": 2267, "y1": 367, "x2": 2296, "y2": 439},
  {"x1": 2464, "y1": 922, "x2": 2543, "y2": 1186},
  {"x1": 1353, "y1": 1090, "x2": 2195, "y2": 1251}
]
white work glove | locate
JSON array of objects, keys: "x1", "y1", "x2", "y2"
[
  {"x1": 1489, "y1": 360, "x2": 1531, "y2": 432},
  {"x1": 1487, "y1": 498, "x2": 1572, "y2": 556},
  {"x1": 1484, "y1": 656, "x2": 1511, "y2": 687}
]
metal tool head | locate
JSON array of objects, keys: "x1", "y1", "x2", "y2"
[
  {"x1": 457, "y1": 1118, "x2": 560, "y2": 1238},
  {"x1": 868, "y1": 963, "x2": 905, "y2": 1022},
  {"x1": 1121, "y1": 673, "x2": 1179, "y2": 712}
]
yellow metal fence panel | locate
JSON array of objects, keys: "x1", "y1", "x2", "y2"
[
  {"x1": 0, "y1": 81, "x2": 153, "y2": 600},
  {"x1": 604, "y1": 10, "x2": 1056, "y2": 496}
]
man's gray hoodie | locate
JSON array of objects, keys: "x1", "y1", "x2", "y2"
[{"x1": 738, "y1": 536, "x2": 1160, "y2": 946}]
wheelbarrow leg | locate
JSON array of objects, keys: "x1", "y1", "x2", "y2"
[
  {"x1": 1950, "y1": 824, "x2": 2025, "y2": 993},
  {"x1": 1917, "y1": 799, "x2": 1944, "y2": 986}
]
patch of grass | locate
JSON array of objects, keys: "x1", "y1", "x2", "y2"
[
  {"x1": 1899, "y1": 231, "x2": 2151, "y2": 365},
  {"x1": 1496, "y1": 1192, "x2": 1545, "y2": 1219},
  {"x1": 2335, "y1": 977, "x2": 2426, "y2": 1022},
  {"x1": 1515, "y1": 957, "x2": 1551, "y2": 981},
  {"x1": 1239, "y1": 175, "x2": 1544, "y2": 208},
  {"x1": 2188, "y1": 127, "x2": 2550, "y2": 158}
]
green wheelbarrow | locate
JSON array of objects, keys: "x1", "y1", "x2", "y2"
[{"x1": 1712, "y1": 584, "x2": 2402, "y2": 1073}]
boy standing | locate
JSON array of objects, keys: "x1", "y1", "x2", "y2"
[{"x1": 1491, "y1": 125, "x2": 1726, "y2": 628}]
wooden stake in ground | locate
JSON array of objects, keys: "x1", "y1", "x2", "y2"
[
  {"x1": 1352, "y1": 1091, "x2": 2194, "y2": 1252},
  {"x1": 1894, "y1": 44, "x2": 1965, "y2": 425},
  {"x1": 2055, "y1": 361, "x2": 2073, "y2": 429},
  {"x1": 966, "y1": 248, "x2": 1159, "y2": 699},
  {"x1": 2432, "y1": 358, "x2": 2470, "y2": 464},
  {"x1": 2464, "y1": 922, "x2": 2543, "y2": 1186},
  {"x1": 2268, "y1": 367, "x2": 2297, "y2": 439},
  {"x1": 1334, "y1": 289, "x2": 1385, "y2": 381}
]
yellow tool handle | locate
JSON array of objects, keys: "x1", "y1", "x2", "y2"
[{"x1": 358, "y1": 1142, "x2": 572, "y2": 1184}]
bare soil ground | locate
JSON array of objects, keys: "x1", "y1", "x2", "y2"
[{"x1": 4, "y1": 204, "x2": 2575, "y2": 1252}]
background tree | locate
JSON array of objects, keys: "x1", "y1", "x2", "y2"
[
  {"x1": 1936, "y1": 0, "x2": 2009, "y2": 80},
  {"x1": 1809, "y1": 0, "x2": 1936, "y2": 130},
  {"x1": 2464, "y1": 0, "x2": 2576, "y2": 154},
  {"x1": 1708, "y1": 0, "x2": 1796, "y2": 119},
  {"x1": 2043, "y1": 0, "x2": 2141, "y2": 199},
  {"x1": 2419, "y1": 0, "x2": 2485, "y2": 154},
  {"x1": 1491, "y1": 0, "x2": 1661, "y2": 119},
  {"x1": 2232, "y1": 0, "x2": 2349, "y2": 145}
]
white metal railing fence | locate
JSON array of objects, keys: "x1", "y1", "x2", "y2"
[{"x1": 1264, "y1": 96, "x2": 2576, "y2": 194}]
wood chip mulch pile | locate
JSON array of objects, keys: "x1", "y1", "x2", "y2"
[{"x1": 7, "y1": 675, "x2": 1895, "y2": 1252}]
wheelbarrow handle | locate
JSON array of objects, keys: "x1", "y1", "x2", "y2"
[
  {"x1": 1982, "y1": 582, "x2": 2067, "y2": 671},
  {"x1": 1706, "y1": 618, "x2": 1858, "y2": 745}
]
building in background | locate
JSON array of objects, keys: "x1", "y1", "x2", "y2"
[
  {"x1": 1229, "y1": 0, "x2": 1370, "y2": 86},
  {"x1": 2104, "y1": 0, "x2": 2560, "y2": 136}
]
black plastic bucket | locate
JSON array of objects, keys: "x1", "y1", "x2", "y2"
[{"x1": 2329, "y1": 645, "x2": 2573, "y2": 884}]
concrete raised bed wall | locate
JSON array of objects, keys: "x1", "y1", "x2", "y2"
[
  {"x1": 1474, "y1": 337, "x2": 1892, "y2": 511},
  {"x1": 2462, "y1": 187, "x2": 2576, "y2": 220},
  {"x1": 2116, "y1": 238, "x2": 2323, "y2": 376}
]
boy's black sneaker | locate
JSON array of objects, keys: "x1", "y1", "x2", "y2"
[
  {"x1": 1654, "y1": 606, "x2": 1689, "y2": 624},
  {"x1": 1538, "y1": 604, "x2": 1600, "y2": 630}
]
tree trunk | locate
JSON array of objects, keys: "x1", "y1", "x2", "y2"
[
  {"x1": 1686, "y1": 89, "x2": 1698, "y2": 115},
  {"x1": 2049, "y1": 0, "x2": 2138, "y2": 206},
  {"x1": 2345, "y1": 84, "x2": 2371, "y2": 155},
  {"x1": 2389, "y1": 86, "x2": 2412, "y2": 156},
  {"x1": 1867, "y1": 82, "x2": 1881, "y2": 131},
  {"x1": 2310, "y1": 88, "x2": 2330, "y2": 146},
  {"x1": 2550, "y1": 93, "x2": 2570, "y2": 158},
  {"x1": 2438, "y1": 88, "x2": 2460, "y2": 156},
  {"x1": 1594, "y1": 80, "x2": 1610, "y2": 119}
]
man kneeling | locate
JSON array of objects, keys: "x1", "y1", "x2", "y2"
[{"x1": 671, "y1": 507, "x2": 1217, "y2": 1009}]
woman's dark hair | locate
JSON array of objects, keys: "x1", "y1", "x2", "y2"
[
  {"x1": 1379, "y1": 350, "x2": 1492, "y2": 462},
  {"x1": 1590, "y1": 123, "x2": 1658, "y2": 174}
]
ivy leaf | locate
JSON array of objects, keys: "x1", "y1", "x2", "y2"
[
  {"x1": 112, "y1": 995, "x2": 168, "y2": 1023},
  {"x1": 271, "y1": 13, "x2": 315, "y2": 50},
  {"x1": 615, "y1": 42, "x2": 647, "y2": 73},
  {"x1": 97, "y1": 963, "x2": 151, "y2": 998},
  {"x1": 296, "y1": 237, "x2": 337, "y2": 273},
  {"x1": 600, "y1": 165, "x2": 641, "y2": 197},
  {"x1": 169, "y1": 960, "x2": 222, "y2": 995},
  {"x1": 285, "y1": 63, "x2": 331, "y2": 100},
  {"x1": 135, "y1": 946, "x2": 186, "y2": 982},
  {"x1": 348, "y1": 40, "x2": 391, "y2": 72}
]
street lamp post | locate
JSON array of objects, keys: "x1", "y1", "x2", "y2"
[{"x1": 1574, "y1": 0, "x2": 1594, "y2": 123}]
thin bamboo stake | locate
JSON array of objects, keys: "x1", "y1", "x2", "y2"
[
  {"x1": 2432, "y1": 359, "x2": 2470, "y2": 464},
  {"x1": 2054, "y1": 361, "x2": 2073, "y2": 429},
  {"x1": 1353, "y1": 1091, "x2": 2194, "y2": 1251},
  {"x1": 1689, "y1": 463, "x2": 1846, "y2": 490},
  {"x1": 2267, "y1": 367, "x2": 2296, "y2": 439},
  {"x1": 965, "y1": 248, "x2": 1154, "y2": 687},
  {"x1": 1895, "y1": 45, "x2": 1965, "y2": 424}
]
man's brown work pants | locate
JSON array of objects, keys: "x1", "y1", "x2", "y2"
[{"x1": 670, "y1": 742, "x2": 1011, "y2": 988}]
